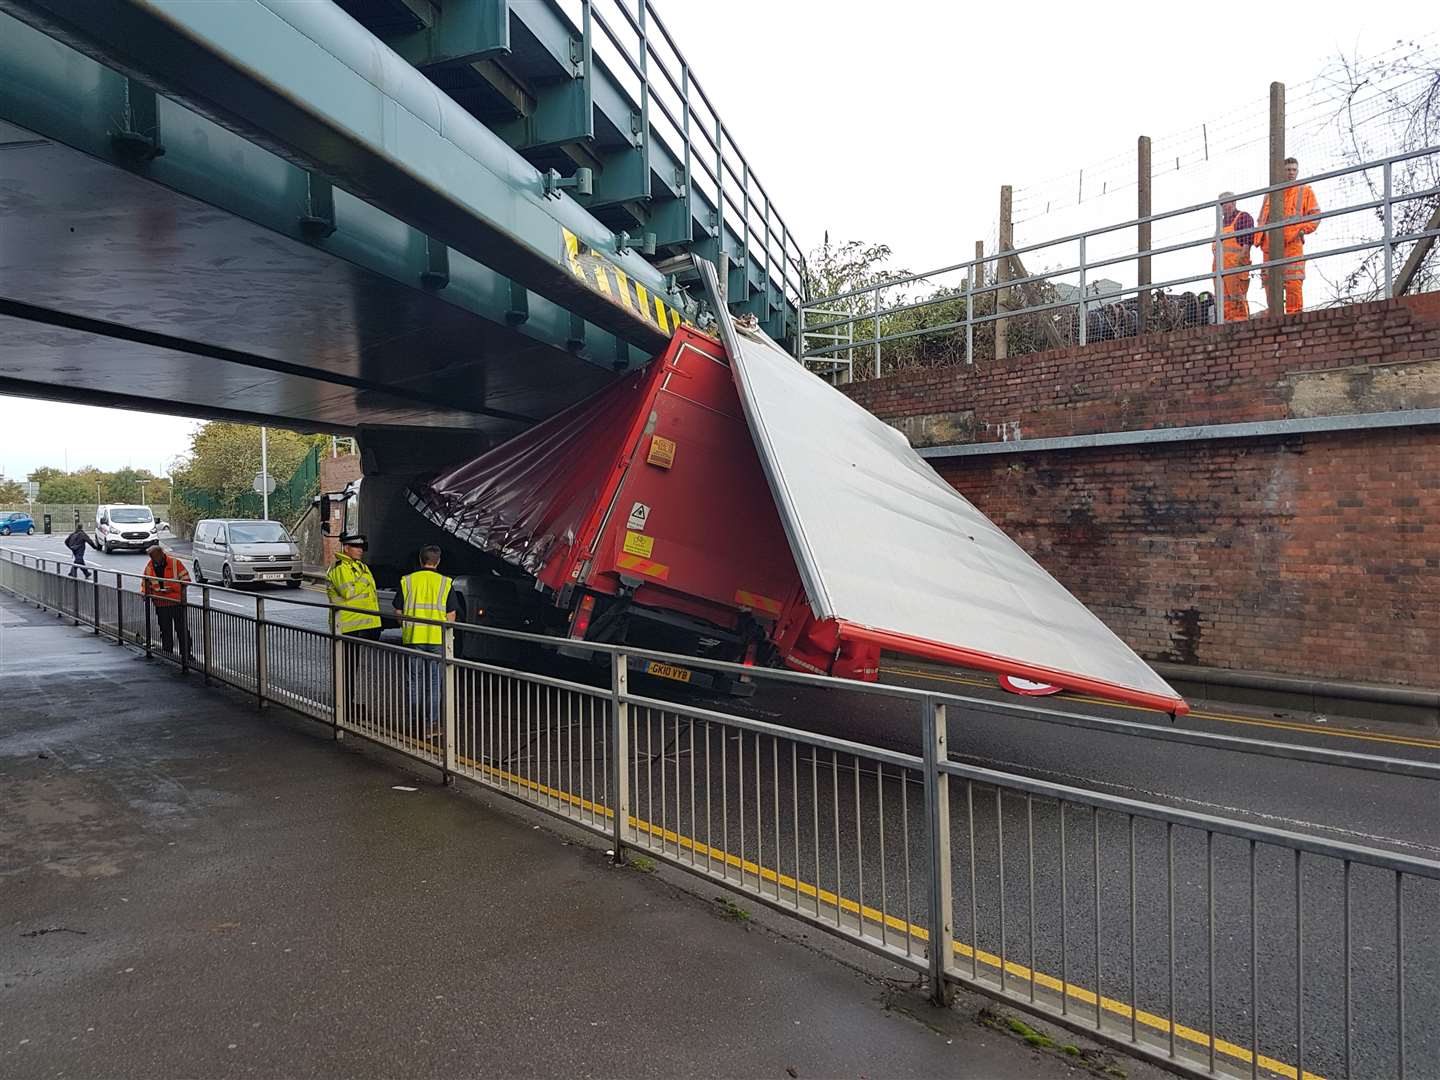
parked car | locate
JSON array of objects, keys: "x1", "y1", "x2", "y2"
[
  {"x1": 191, "y1": 519, "x2": 303, "y2": 589},
  {"x1": 0, "y1": 511, "x2": 34, "y2": 536},
  {"x1": 96, "y1": 504, "x2": 159, "y2": 553}
]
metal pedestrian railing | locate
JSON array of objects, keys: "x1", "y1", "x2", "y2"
[
  {"x1": 2, "y1": 548, "x2": 1435, "y2": 1080},
  {"x1": 798, "y1": 144, "x2": 1440, "y2": 378}
]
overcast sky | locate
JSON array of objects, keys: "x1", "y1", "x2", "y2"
[{"x1": 0, "y1": 0, "x2": 1429, "y2": 479}]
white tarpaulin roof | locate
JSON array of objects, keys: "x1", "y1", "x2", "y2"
[{"x1": 700, "y1": 267, "x2": 1184, "y2": 712}]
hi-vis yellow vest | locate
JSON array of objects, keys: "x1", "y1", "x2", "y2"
[
  {"x1": 400, "y1": 569, "x2": 453, "y2": 646},
  {"x1": 326, "y1": 554, "x2": 381, "y2": 634}
]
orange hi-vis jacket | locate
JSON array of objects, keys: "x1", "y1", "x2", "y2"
[
  {"x1": 1212, "y1": 215, "x2": 1253, "y2": 277},
  {"x1": 141, "y1": 553, "x2": 190, "y2": 606},
  {"x1": 1256, "y1": 184, "x2": 1320, "y2": 279}
]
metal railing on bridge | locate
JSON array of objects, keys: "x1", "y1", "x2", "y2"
[
  {"x1": 2, "y1": 549, "x2": 1436, "y2": 1080},
  {"x1": 798, "y1": 145, "x2": 1440, "y2": 379}
]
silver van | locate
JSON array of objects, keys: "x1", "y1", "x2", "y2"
[{"x1": 192, "y1": 519, "x2": 303, "y2": 589}]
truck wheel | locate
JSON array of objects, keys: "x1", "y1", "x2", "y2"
[{"x1": 222, "y1": 564, "x2": 234, "y2": 589}]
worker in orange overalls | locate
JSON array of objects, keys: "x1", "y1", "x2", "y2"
[
  {"x1": 1255, "y1": 157, "x2": 1320, "y2": 314},
  {"x1": 141, "y1": 542, "x2": 191, "y2": 656},
  {"x1": 1211, "y1": 191, "x2": 1256, "y2": 322}
]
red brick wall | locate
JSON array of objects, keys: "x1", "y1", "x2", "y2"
[
  {"x1": 840, "y1": 298, "x2": 1440, "y2": 688},
  {"x1": 842, "y1": 294, "x2": 1440, "y2": 445},
  {"x1": 318, "y1": 453, "x2": 361, "y2": 566}
]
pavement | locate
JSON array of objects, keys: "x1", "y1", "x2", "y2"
[{"x1": 0, "y1": 593, "x2": 1158, "y2": 1080}]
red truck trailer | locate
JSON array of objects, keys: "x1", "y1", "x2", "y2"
[
  {"x1": 409, "y1": 267, "x2": 1187, "y2": 715},
  {"x1": 410, "y1": 327, "x2": 835, "y2": 693}
]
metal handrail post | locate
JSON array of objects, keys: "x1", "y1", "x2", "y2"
[
  {"x1": 610, "y1": 650, "x2": 631, "y2": 863},
  {"x1": 178, "y1": 589, "x2": 191, "y2": 675},
  {"x1": 331, "y1": 616, "x2": 346, "y2": 738},
  {"x1": 872, "y1": 285, "x2": 882, "y2": 377},
  {"x1": 255, "y1": 596, "x2": 268, "y2": 709},
  {"x1": 1383, "y1": 161, "x2": 1394, "y2": 297},
  {"x1": 1214, "y1": 201, "x2": 1226, "y2": 324},
  {"x1": 114, "y1": 571, "x2": 124, "y2": 643},
  {"x1": 795, "y1": 304, "x2": 805, "y2": 361},
  {"x1": 965, "y1": 263, "x2": 974, "y2": 365},
  {"x1": 1077, "y1": 236, "x2": 1088, "y2": 346},
  {"x1": 92, "y1": 573, "x2": 99, "y2": 635},
  {"x1": 923, "y1": 694, "x2": 953, "y2": 1005},
  {"x1": 201, "y1": 585, "x2": 213, "y2": 686},
  {"x1": 143, "y1": 595, "x2": 152, "y2": 659},
  {"x1": 441, "y1": 624, "x2": 456, "y2": 783}
]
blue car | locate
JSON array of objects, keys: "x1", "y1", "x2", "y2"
[{"x1": 0, "y1": 511, "x2": 34, "y2": 536}]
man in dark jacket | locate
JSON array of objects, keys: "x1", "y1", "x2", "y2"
[{"x1": 64, "y1": 523, "x2": 100, "y2": 579}]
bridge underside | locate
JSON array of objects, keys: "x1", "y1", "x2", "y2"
[{"x1": 0, "y1": 118, "x2": 629, "y2": 436}]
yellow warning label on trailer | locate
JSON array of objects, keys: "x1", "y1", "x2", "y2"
[
  {"x1": 623, "y1": 531, "x2": 654, "y2": 558},
  {"x1": 647, "y1": 435, "x2": 676, "y2": 469},
  {"x1": 562, "y1": 228, "x2": 688, "y2": 337}
]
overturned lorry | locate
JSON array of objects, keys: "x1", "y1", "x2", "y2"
[{"x1": 328, "y1": 268, "x2": 1186, "y2": 714}]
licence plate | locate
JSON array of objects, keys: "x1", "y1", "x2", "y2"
[
  {"x1": 644, "y1": 661, "x2": 692, "y2": 684},
  {"x1": 258, "y1": 572, "x2": 285, "y2": 581}
]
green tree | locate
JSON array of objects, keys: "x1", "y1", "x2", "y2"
[
  {"x1": 27, "y1": 466, "x2": 65, "y2": 489},
  {"x1": 38, "y1": 476, "x2": 93, "y2": 503},
  {"x1": 0, "y1": 480, "x2": 26, "y2": 503},
  {"x1": 170, "y1": 423, "x2": 326, "y2": 532}
]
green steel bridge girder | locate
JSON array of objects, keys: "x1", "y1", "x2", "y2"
[
  {"x1": 0, "y1": 0, "x2": 695, "y2": 357},
  {"x1": 360, "y1": 0, "x2": 797, "y2": 343},
  {"x1": 0, "y1": 10, "x2": 662, "y2": 378}
]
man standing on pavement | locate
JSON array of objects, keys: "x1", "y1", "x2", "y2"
[
  {"x1": 141, "y1": 543, "x2": 190, "y2": 656},
  {"x1": 326, "y1": 533, "x2": 382, "y2": 722},
  {"x1": 1211, "y1": 191, "x2": 1255, "y2": 322},
  {"x1": 64, "y1": 522, "x2": 100, "y2": 579},
  {"x1": 394, "y1": 545, "x2": 456, "y2": 738},
  {"x1": 1255, "y1": 157, "x2": 1320, "y2": 315},
  {"x1": 325, "y1": 533, "x2": 382, "y2": 642}
]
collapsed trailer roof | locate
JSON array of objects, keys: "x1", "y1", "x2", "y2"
[{"x1": 699, "y1": 262, "x2": 1186, "y2": 715}]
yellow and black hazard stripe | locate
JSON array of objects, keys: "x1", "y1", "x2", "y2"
[{"x1": 563, "y1": 228, "x2": 688, "y2": 336}]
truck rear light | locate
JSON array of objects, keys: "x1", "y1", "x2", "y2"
[{"x1": 570, "y1": 594, "x2": 596, "y2": 640}]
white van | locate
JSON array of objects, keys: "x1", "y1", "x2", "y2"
[{"x1": 96, "y1": 504, "x2": 159, "y2": 554}]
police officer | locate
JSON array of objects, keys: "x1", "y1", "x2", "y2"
[
  {"x1": 393, "y1": 545, "x2": 457, "y2": 737},
  {"x1": 325, "y1": 533, "x2": 381, "y2": 640},
  {"x1": 326, "y1": 533, "x2": 381, "y2": 722}
]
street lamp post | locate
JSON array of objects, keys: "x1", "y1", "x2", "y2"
[
  {"x1": 137, "y1": 480, "x2": 150, "y2": 506},
  {"x1": 260, "y1": 426, "x2": 269, "y2": 521}
]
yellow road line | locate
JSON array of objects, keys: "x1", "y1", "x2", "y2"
[
  {"x1": 431, "y1": 744, "x2": 1317, "y2": 1080},
  {"x1": 882, "y1": 665, "x2": 1440, "y2": 754}
]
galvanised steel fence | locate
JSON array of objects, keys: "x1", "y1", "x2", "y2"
[
  {"x1": 2, "y1": 549, "x2": 1436, "y2": 1080},
  {"x1": 799, "y1": 145, "x2": 1440, "y2": 379}
]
